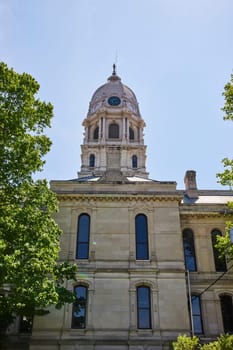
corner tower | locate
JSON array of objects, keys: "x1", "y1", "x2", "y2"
[{"x1": 78, "y1": 65, "x2": 148, "y2": 179}]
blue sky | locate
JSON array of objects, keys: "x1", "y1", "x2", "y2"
[{"x1": 1, "y1": 0, "x2": 233, "y2": 189}]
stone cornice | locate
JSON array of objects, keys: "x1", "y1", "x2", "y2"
[
  {"x1": 181, "y1": 212, "x2": 225, "y2": 219},
  {"x1": 55, "y1": 192, "x2": 183, "y2": 203},
  {"x1": 83, "y1": 108, "x2": 143, "y2": 125},
  {"x1": 81, "y1": 143, "x2": 147, "y2": 150},
  {"x1": 180, "y1": 208, "x2": 233, "y2": 219}
]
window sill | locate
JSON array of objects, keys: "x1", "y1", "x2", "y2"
[
  {"x1": 75, "y1": 259, "x2": 90, "y2": 265},
  {"x1": 69, "y1": 328, "x2": 88, "y2": 335}
]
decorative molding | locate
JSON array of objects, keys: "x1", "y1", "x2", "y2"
[
  {"x1": 56, "y1": 193, "x2": 182, "y2": 204},
  {"x1": 130, "y1": 279, "x2": 158, "y2": 291},
  {"x1": 180, "y1": 211, "x2": 233, "y2": 219}
]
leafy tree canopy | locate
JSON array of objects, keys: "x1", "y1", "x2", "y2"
[
  {"x1": 216, "y1": 73, "x2": 233, "y2": 261},
  {"x1": 172, "y1": 334, "x2": 200, "y2": 350},
  {"x1": 172, "y1": 334, "x2": 233, "y2": 350},
  {"x1": 217, "y1": 73, "x2": 233, "y2": 188},
  {"x1": 0, "y1": 62, "x2": 77, "y2": 331},
  {"x1": 222, "y1": 73, "x2": 233, "y2": 121}
]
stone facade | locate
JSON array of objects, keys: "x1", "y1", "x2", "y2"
[
  {"x1": 28, "y1": 183, "x2": 233, "y2": 349},
  {"x1": 6, "y1": 67, "x2": 233, "y2": 350}
]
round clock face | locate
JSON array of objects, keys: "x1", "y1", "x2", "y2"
[{"x1": 108, "y1": 96, "x2": 121, "y2": 106}]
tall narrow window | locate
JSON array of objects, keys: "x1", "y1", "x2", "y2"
[
  {"x1": 93, "y1": 126, "x2": 99, "y2": 140},
  {"x1": 72, "y1": 285, "x2": 88, "y2": 329},
  {"x1": 137, "y1": 286, "x2": 151, "y2": 329},
  {"x1": 129, "y1": 127, "x2": 134, "y2": 140},
  {"x1": 211, "y1": 229, "x2": 227, "y2": 272},
  {"x1": 220, "y1": 294, "x2": 233, "y2": 333},
  {"x1": 182, "y1": 229, "x2": 197, "y2": 271},
  {"x1": 76, "y1": 214, "x2": 90, "y2": 259},
  {"x1": 109, "y1": 123, "x2": 119, "y2": 138},
  {"x1": 132, "y1": 155, "x2": 138, "y2": 169},
  {"x1": 191, "y1": 295, "x2": 203, "y2": 334},
  {"x1": 89, "y1": 154, "x2": 95, "y2": 167},
  {"x1": 135, "y1": 214, "x2": 149, "y2": 260}
]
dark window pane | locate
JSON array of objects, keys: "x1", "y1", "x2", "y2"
[
  {"x1": 138, "y1": 310, "x2": 150, "y2": 328},
  {"x1": 191, "y1": 295, "x2": 203, "y2": 334},
  {"x1": 186, "y1": 257, "x2": 196, "y2": 271},
  {"x1": 220, "y1": 295, "x2": 233, "y2": 333},
  {"x1": 136, "y1": 215, "x2": 147, "y2": 241},
  {"x1": 193, "y1": 316, "x2": 203, "y2": 334},
  {"x1": 129, "y1": 127, "x2": 134, "y2": 140},
  {"x1": 183, "y1": 229, "x2": 197, "y2": 271},
  {"x1": 75, "y1": 285, "x2": 87, "y2": 299},
  {"x1": 138, "y1": 286, "x2": 150, "y2": 307},
  {"x1": 19, "y1": 316, "x2": 33, "y2": 333},
  {"x1": 109, "y1": 123, "x2": 119, "y2": 138},
  {"x1": 192, "y1": 297, "x2": 200, "y2": 314},
  {"x1": 211, "y1": 230, "x2": 227, "y2": 272},
  {"x1": 76, "y1": 214, "x2": 90, "y2": 259},
  {"x1": 72, "y1": 286, "x2": 88, "y2": 329},
  {"x1": 77, "y1": 243, "x2": 89, "y2": 259},
  {"x1": 132, "y1": 155, "x2": 137, "y2": 168},
  {"x1": 135, "y1": 215, "x2": 149, "y2": 260},
  {"x1": 78, "y1": 215, "x2": 90, "y2": 241},
  {"x1": 137, "y1": 286, "x2": 151, "y2": 329},
  {"x1": 136, "y1": 243, "x2": 148, "y2": 260},
  {"x1": 89, "y1": 154, "x2": 95, "y2": 167},
  {"x1": 93, "y1": 127, "x2": 99, "y2": 140}
]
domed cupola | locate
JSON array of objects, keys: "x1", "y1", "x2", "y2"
[
  {"x1": 78, "y1": 66, "x2": 148, "y2": 180},
  {"x1": 87, "y1": 64, "x2": 141, "y2": 118}
]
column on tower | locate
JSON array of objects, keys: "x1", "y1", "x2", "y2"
[
  {"x1": 84, "y1": 126, "x2": 88, "y2": 143},
  {"x1": 102, "y1": 116, "x2": 106, "y2": 141},
  {"x1": 125, "y1": 118, "x2": 128, "y2": 141},
  {"x1": 99, "y1": 118, "x2": 102, "y2": 141},
  {"x1": 122, "y1": 117, "x2": 125, "y2": 142}
]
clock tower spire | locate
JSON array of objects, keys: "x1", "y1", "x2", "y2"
[
  {"x1": 112, "y1": 63, "x2": 116, "y2": 75},
  {"x1": 78, "y1": 68, "x2": 148, "y2": 180}
]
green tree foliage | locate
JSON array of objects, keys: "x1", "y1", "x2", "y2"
[
  {"x1": 222, "y1": 74, "x2": 233, "y2": 121},
  {"x1": 0, "y1": 62, "x2": 77, "y2": 331},
  {"x1": 216, "y1": 334, "x2": 233, "y2": 350},
  {"x1": 216, "y1": 73, "x2": 233, "y2": 261},
  {"x1": 172, "y1": 334, "x2": 233, "y2": 350},
  {"x1": 201, "y1": 342, "x2": 219, "y2": 350},
  {"x1": 172, "y1": 334, "x2": 200, "y2": 350},
  {"x1": 217, "y1": 73, "x2": 233, "y2": 188}
]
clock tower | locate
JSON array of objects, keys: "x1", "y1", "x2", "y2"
[{"x1": 78, "y1": 65, "x2": 148, "y2": 179}]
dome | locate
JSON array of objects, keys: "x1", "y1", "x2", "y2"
[{"x1": 87, "y1": 65, "x2": 141, "y2": 117}]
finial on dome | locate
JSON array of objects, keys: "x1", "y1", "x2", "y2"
[
  {"x1": 107, "y1": 64, "x2": 120, "y2": 82},
  {"x1": 112, "y1": 63, "x2": 116, "y2": 75}
]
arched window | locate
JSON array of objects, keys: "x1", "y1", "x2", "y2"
[
  {"x1": 191, "y1": 295, "x2": 203, "y2": 334},
  {"x1": 135, "y1": 214, "x2": 149, "y2": 260},
  {"x1": 76, "y1": 214, "x2": 90, "y2": 259},
  {"x1": 132, "y1": 155, "x2": 138, "y2": 169},
  {"x1": 211, "y1": 229, "x2": 227, "y2": 272},
  {"x1": 109, "y1": 123, "x2": 119, "y2": 138},
  {"x1": 72, "y1": 285, "x2": 88, "y2": 329},
  {"x1": 129, "y1": 127, "x2": 134, "y2": 140},
  {"x1": 137, "y1": 286, "x2": 151, "y2": 329},
  {"x1": 220, "y1": 294, "x2": 233, "y2": 333},
  {"x1": 89, "y1": 154, "x2": 95, "y2": 168},
  {"x1": 182, "y1": 229, "x2": 197, "y2": 271},
  {"x1": 93, "y1": 126, "x2": 99, "y2": 140}
]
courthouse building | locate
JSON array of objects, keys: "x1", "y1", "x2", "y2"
[{"x1": 9, "y1": 67, "x2": 233, "y2": 349}]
